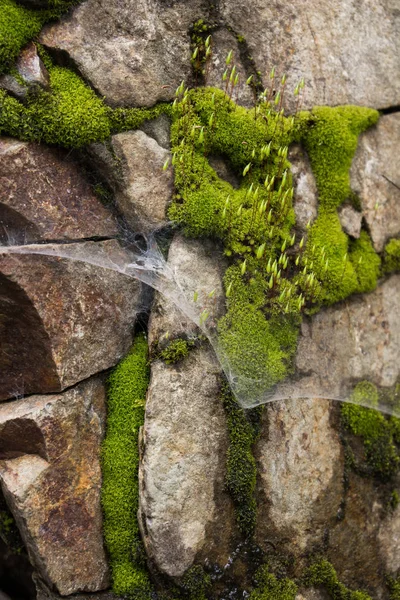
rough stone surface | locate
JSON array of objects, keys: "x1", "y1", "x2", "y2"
[
  {"x1": 148, "y1": 234, "x2": 227, "y2": 349},
  {"x1": 296, "y1": 591, "x2": 330, "y2": 600},
  {"x1": 255, "y1": 398, "x2": 343, "y2": 555},
  {"x1": 15, "y1": 42, "x2": 50, "y2": 90},
  {"x1": 377, "y1": 502, "x2": 400, "y2": 574},
  {"x1": 138, "y1": 348, "x2": 234, "y2": 578},
  {"x1": 140, "y1": 114, "x2": 171, "y2": 151},
  {"x1": 338, "y1": 204, "x2": 362, "y2": 239},
  {"x1": 39, "y1": 0, "x2": 203, "y2": 107},
  {"x1": 90, "y1": 131, "x2": 173, "y2": 233},
  {"x1": 289, "y1": 143, "x2": 318, "y2": 232},
  {"x1": 0, "y1": 75, "x2": 27, "y2": 100},
  {"x1": 290, "y1": 275, "x2": 400, "y2": 399},
  {"x1": 351, "y1": 113, "x2": 400, "y2": 252},
  {"x1": 220, "y1": 0, "x2": 400, "y2": 111},
  {"x1": 0, "y1": 240, "x2": 140, "y2": 400},
  {"x1": 206, "y1": 28, "x2": 254, "y2": 108},
  {"x1": 0, "y1": 137, "x2": 118, "y2": 244},
  {"x1": 140, "y1": 234, "x2": 234, "y2": 578},
  {"x1": 0, "y1": 378, "x2": 109, "y2": 595}
]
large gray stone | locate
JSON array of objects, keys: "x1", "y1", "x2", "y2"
[
  {"x1": 0, "y1": 137, "x2": 118, "y2": 244},
  {"x1": 351, "y1": 113, "x2": 400, "y2": 252},
  {"x1": 89, "y1": 130, "x2": 173, "y2": 233},
  {"x1": 0, "y1": 240, "x2": 140, "y2": 400},
  {"x1": 0, "y1": 378, "x2": 109, "y2": 595},
  {"x1": 39, "y1": 0, "x2": 203, "y2": 107},
  {"x1": 220, "y1": 0, "x2": 400, "y2": 111},
  {"x1": 289, "y1": 143, "x2": 318, "y2": 233},
  {"x1": 255, "y1": 398, "x2": 343, "y2": 555},
  {"x1": 287, "y1": 275, "x2": 400, "y2": 401},
  {"x1": 139, "y1": 234, "x2": 234, "y2": 578}
]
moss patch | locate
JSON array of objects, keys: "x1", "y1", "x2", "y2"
[
  {"x1": 158, "y1": 337, "x2": 195, "y2": 365},
  {"x1": 303, "y1": 559, "x2": 372, "y2": 599},
  {"x1": 341, "y1": 381, "x2": 400, "y2": 480},
  {"x1": 0, "y1": 0, "x2": 82, "y2": 74},
  {"x1": 383, "y1": 238, "x2": 400, "y2": 274},
  {"x1": 101, "y1": 333, "x2": 151, "y2": 599},
  {"x1": 222, "y1": 381, "x2": 262, "y2": 536},
  {"x1": 168, "y1": 86, "x2": 380, "y2": 401},
  {"x1": 249, "y1": 565, "x2": 297, "y2": 600}
]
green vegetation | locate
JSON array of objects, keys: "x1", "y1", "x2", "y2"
[
  {"x1": 341, "y1": 381, "x2": 400, "y2": 480},
  {"x1": 249, "y1": 565, "x2": 297, "y2": 600},
  {"x1": 222, "y1": 381, "x2": 262, "y2": 535},
  {"x1": 178, "y1": 565, "x2": 211, "y2": 600},
  {"x1": 388, "y1": 576, "x2": 400, "y2": 600},
  {"x1": 158, "y1": 337, "x2": 195, "y2": 365},
  {"x1": 383, "y1": 238, "x2": 400, "y2": 274},
  {"x1": 168, "y1": 83, "x2": 380, "y2": 400},
  {"x1": 303, "y1": 559, "x2": 372, "y2": 599},
  {"x1": 0, "y1": 0, "x2": 82, "y2": 74},
  {"x1": 0, "y1": 493, "x2": 23, "y2": 554},
  {"x1": 0, "y1": 55, "x2": 171, "y2": 147},
  {"x1": 101, "y1": 333, "x2": 151, "y2": 599}
]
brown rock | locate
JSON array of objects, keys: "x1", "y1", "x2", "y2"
[
  {"x1": 275, "y1": 275, "x2": 400, "y2": 402},
  {"x1": 220, "y1": 0, "x2": 400, "y2": 111},
  {"x1": 90, "y1": 131, "x2": 173, "y2": 233},
  {"x1": 255, "y1": 398, "x2": 343, "y2": 556},
  {"x1": 0, "y1": 137, "x2": 118, "y2": 244},
  {"x1": 16, "y1": 42, "x2": 50, "y2": 90},
  {"x1": 351, "y1": 113, "x2": 400, "y2": 252},
  {"x1": 0, "y1": 240, "x2": 140, "y2": 400},
  {"x1": 39, "y1": 0, "x2": 203, "y2": 107},
  {"x1": 0, "y1": 378, "x2": 109, "y2": 595},
  {"x1": 0, "y1": 75, "x2": 28, "y2": 100}
]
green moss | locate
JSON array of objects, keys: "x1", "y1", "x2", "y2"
[
  {"x1": 383, "y1": 239, "x2": 400, "y2": 274},
  {"x1": 101, "y1": 333, "x2": 151, "y2": 599},
  {"x1": 388, "y1": 576, "x2": 400, "y2": 600},
  {"x1": 0, "y1": 0, "x2": 81, "y2": 74},
  {"x1": 302, "y1": 106, "x2": 379, "y2": 210},
  {"x1": 0, "y1": 494, "x2": 23, "y2": 554},
  {"x1": 159, "y1": 338, "x2": 195, "y2": 365},
  {"x1": 248, "y1": 565, "x2": 297, "y2": 600},
  {"x1": 222, "y1": 381, "x2": 262, "y2": 536},
  {"x1": 341, "y1": 381, "x2": 400, "y2": 480},
  {"x1": 178, "y1": 565, "x2": 211, "y2": 600},
  {"x1": 390, "y1": 490, "x2": 399, "y2": 510},
  {"x1": 304, "y1": 559, "x2": 372, "y2": 599},
  {"x1": 0, "y1": 0, "x2": 44, "y2": 73},
  {"x1": 0, "y1": 59, "x2": 171, "y2": 147}
]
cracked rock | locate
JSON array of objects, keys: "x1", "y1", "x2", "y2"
[
  {"x1": 0, "y1": 137, "x2": 118, "y2": 244},
  {"x1": 0, "y1": 240, "x2": 140, "y2": 400},
  {"x1": 351, "y1": 113, "x2": 400, "y2": 252},
  {"x1": 0, "y1": 378, "x2": 109, "y2": 595}
]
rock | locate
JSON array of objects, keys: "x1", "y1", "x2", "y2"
[
  {"x1": 338, "y1": 205, "x2": 362, "y2": 239},
  {"x1": 206, "y1": 28, "x2": 255, "y2": 109},
  {"x1": 327, "y1": 474, "x2": 388, "y2": 596},
  {"x1": 140, "y1": 114, "x2": 171, "y2": 151},
  {"x1": 89, "y1": 131, "x2": 173, "y2": 233},
  {"x1": 0, "y1": 75, "x2": 28, "y2": 100},
  {"x1": 0, "y1": 137, "x2": 118, "y2": 244},
  {"x1": 350, "y1": 113, "x2": 400, "y2": 252},
  {"x1": 138, "y1": 348, "x2": 234, "y2": 578},
  {"x1": 35, "y1": 574, "x2": 118, "y2": 600},
  {"x1": 15, "y1": 42, "x2": 50, "y2": 90},
  {"x1": 139, "y1": 234, "x2": 234, "y2": 577},
  {"x1": 0, "y1": 378, "x2": 109, "y2": 595},
  {"x1": 148, "y1": 234, "x2": 227, "y2": 349},
  {"x1": 39, "y1": 0, "x2": 203, "y2": 107},
  {"x1": 0, "y1": 240, "x2": 140, "y2": 400},
  {"x1": 290, "y1": 275, "x2": 400, "y2": 400},
  {"x1": 289, "y1": 143, "x2": 318, "y2": 232},
  {"x1": 255, "y1": 398, "x2": 343, "y2": 556},
  {"x1": 220, "y1": 0, "x2": 400, "y2": 111},
  {"x1": 378, "y1": 502, "x2": 400, "y2": 574}
]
